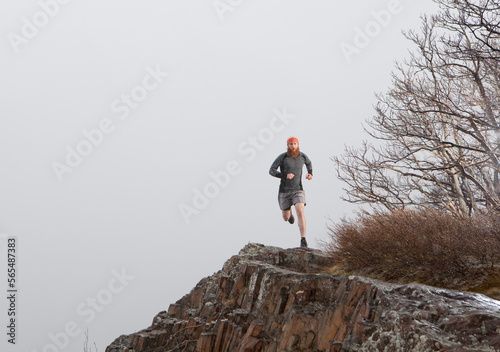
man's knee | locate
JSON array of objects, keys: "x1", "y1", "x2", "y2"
[
  {"x1": 295, "y1": 204, "x2": 305, "y2": 216},
  {"x1": 282, "y1": 210, "x2": 291, "y2": 221}
]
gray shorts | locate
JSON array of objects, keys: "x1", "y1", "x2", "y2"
[{"x1": 278, "y1": 190, "x2": 306, "y2": 211}]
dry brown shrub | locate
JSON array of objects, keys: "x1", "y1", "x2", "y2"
[{"x1": 322, "y1": 209, "x2": 500, "y2": 289}]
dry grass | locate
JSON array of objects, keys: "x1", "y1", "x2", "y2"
[{"x1": 321, "y1": 209, "x2": 500, "y2": 298}]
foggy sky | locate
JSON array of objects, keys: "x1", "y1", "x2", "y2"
[{"x1": 0, "y1": 1, "x2": 439, "y2": 351}]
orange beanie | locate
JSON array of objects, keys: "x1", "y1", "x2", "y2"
[{"x1": 287, "y1": 137, "x2": 299, "y2": 144}]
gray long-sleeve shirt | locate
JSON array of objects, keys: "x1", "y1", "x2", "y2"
[{"x1": 269, "y1": 152, "x2": 313, "y2": 193}]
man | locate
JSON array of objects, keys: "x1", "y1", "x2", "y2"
[{"x1": 269, "y1": 136, "x2": 313, "y2": 248}]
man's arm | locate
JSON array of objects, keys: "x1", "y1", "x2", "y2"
[
  {"x1": 303, "y1": 153, "x2": 313, "y2": 180},
  {"x1": 269, "y1": 154, "x2": 285, "y2": 178},
  {"x1": 303, "y1": 153, "x2": 313, "y2": 176}
]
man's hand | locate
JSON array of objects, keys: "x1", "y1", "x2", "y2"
[
  {"x1": 306, "y1": 174, "x2": 313, "y2": 180},
  {"x1": 287, "y1": 173, "x2": 295, "y2": 179}
]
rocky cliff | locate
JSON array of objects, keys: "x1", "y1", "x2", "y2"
[{"x1": 106, "y1": 243, "x2": 500, "y2": 352}]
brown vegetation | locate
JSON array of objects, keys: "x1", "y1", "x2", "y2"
[{"x1": 322, "y1": 209, "x2": 500, "y2": 298}]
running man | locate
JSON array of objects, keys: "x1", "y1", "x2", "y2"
[{"x1": 269, "y1": 137, "x2": 313, "y2": 248}]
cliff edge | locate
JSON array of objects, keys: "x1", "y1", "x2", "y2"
[{"x1": 106, "y1": 243, "x2": 500, "y2": 352}]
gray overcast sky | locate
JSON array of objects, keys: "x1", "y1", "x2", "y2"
[{"x1": 0, "y1": 0, "x2": 439, "y2": 351}]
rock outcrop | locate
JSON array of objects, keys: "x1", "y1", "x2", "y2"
[{"x1": 106, "y1": 243, "x2": 500, "y2": 352}]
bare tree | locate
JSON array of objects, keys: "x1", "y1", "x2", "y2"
[
  {"x1": 438, "y1": 0, "x2": 500, "y2": 59},
  {"x1": 334, "y1": 1, "x2": 500, "y2": 217},
  {"x1": 83, "y1": 329, "x2": 98, "y2": 352}
]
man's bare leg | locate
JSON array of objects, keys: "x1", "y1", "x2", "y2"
[
  {"x1": 282, "y1": 209, "x2": 292, "y2": 222},
  {"x1": 294, "y1": 203, "x2": 306, "y2": 237}
]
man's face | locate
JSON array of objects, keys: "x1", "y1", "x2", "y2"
[{"x1": 288, "y1": 142, "x2": 298, "y2": 150}]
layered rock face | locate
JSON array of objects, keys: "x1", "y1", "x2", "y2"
[{"x1": 106, "y1": 243, "x2": 500, "y2": 352}]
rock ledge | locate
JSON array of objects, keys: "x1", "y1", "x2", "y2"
[{"x1": 106, "y1": 243, "x2": 500, "y2": 352}]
